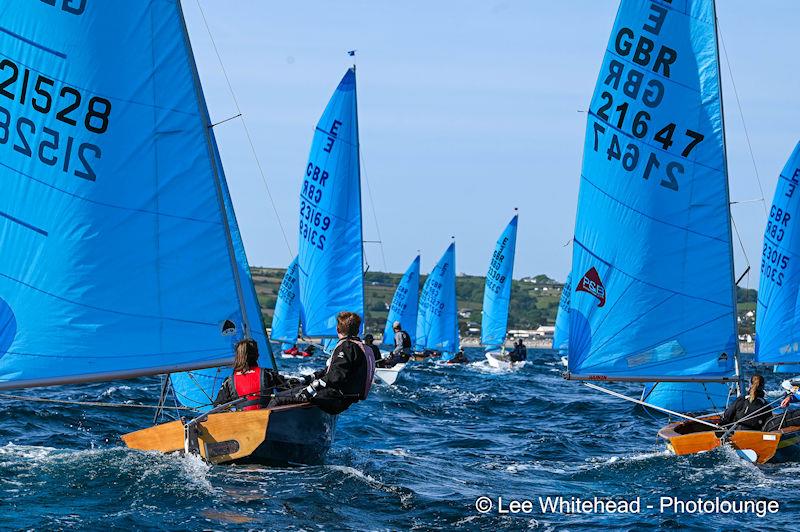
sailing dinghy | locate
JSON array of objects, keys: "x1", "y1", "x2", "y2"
[
  {"x1": 0, "y1": 0, "x2": 350, "y2": 465},
  {"x1": 416, "y1": 242, "x2": 460, "y2": 362},
  {"x1": 375, "y1": 256, "x2": 420, "y2": 385},
  {"x1": 481, "y1": 214, "x2": 521, "y2": 369},
  {"x1": 663, "y1": 143, "x2": 800, "y2": 463},
  {"x1": 660, "y1": 142, "x2": 800, "y2": 463},
  {"x1": 562, "y1": 0, "x2": 799, "y2": 464}
]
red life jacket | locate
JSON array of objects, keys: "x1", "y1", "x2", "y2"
[{"x1": 233, "y1": 366, "x2": 262, "y2": 411}]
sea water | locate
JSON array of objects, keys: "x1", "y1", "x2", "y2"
[{"x1": 0, "y1": 348, "x2": 797, "y2": 530}]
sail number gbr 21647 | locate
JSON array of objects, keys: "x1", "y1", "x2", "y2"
[{"x1": 591, "y1": 90, "x2": 703, "y2": 193}]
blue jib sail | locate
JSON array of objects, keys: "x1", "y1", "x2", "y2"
[
  {"x1": 0, "y1": 0, "x2": 270, "y2": 390},
  {"x1": 297, "y1": 68, "x2": 364, "y2": 338},
  {"x1": 383, "y1": 255, "x2": 420, "y2": 347},
  {"x1": 271, "y1": 256, "x2": 302, "y2": 346},
  {"x1": 481, "y1": 215, "x2": 518, "y2": 350},
  {"x1": 416, "y1": 243, "x2": 458, "y2": 359},
  {"x1": 568, "y1": 0, "x2": 737, "y2": 382},
  {"x1": 756, "y1": 141, "x2": 800, "y2": 368},
  {"x1": 553, "y1": 273, "x2": 572, "y2": 354}
]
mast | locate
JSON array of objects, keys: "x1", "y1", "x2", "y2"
[
  {"x1": 353, "y1": 62, "x2": 367, "y2": 333},
  {"x1": 175, "y1": 2, "x2": 253, "y2": 343},
  {"x1": 712, "y1": 0, "x2": 745, "y2": 396}
]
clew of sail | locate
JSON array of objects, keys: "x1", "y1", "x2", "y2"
[
  {"x1": 756, "y1": 141, "x2": 800, "y2": 369},
  {"x1": 481, "y1": 215, "x2": 518, "y2": 350},
  {"x1": 0, "y1": 0, "x2": 267, "y2": 390},
  {"x1": 297, "y1": 69, "x2": 363, "y2": 338},
  {"x1": 568, "y1": 0, "x2": 737, "y2": 384},
  {"x1": 416, "y1": 242, "x2": 458, "y2": 359},
  {"x1": 383, "y1": 256, "x2": 420, "y2": 347}
]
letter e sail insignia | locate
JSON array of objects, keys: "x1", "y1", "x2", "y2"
[{"x1": 577, "y1": 267, "x2": 606, "y2": 307}]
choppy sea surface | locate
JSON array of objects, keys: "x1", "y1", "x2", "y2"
[{"x1": 0, "y1": 347, "x2": 798, "y2": 531}]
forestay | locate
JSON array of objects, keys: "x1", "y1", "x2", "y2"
[
  {"x1": 553, "y1": 273, "x2": 572, "y2": 354},
  {"x1": 568, "y1": 0, "x2": 737, "y2": 382},
  {"x1": 481, "y1": 215, "x2": 518, "y2": 350},
  {"x1": 756, "y1": 141, "x2": 800, "y2": 368},
  {"x1": 416, "y1": 243, "x2": 458, "y2": 359},
  {"x1": 297, "y1": 69, "x2": 363, "y2": 338},
  {"x1": 0, "y1": 0, "x2": 268, "y2": 390},
  {"x1": 383, "y1": 255, "x2": 420, "y2": 347}
]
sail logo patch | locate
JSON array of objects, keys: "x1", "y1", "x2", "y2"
[{"x1": 576, "y1": 267, "x2": 606, "y2": 307}]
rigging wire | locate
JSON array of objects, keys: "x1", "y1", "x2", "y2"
[
  {"x1": 0, "y1": 392, "x2": 198, "y2": 411},
  {"x1": 359, "y1": 147, "x2": 388, "y2": 272},
  {"x1": 194, "y1": 0, "x2": 294, "y2": 260},
  {"x1": 718, "y1": 24, "x2": 768, "y2": 216}
]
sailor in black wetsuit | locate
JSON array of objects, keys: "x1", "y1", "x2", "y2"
[
  {"x1": 509, "y1": 339, "x2": 527, "y2": 362},
  {"x1": 720, "y1": 374, "x2": 771, "y2": 430},
  {"x1": 363, "y1": 334, "x2": 382, "y2": 361},
  {"x1": 376, "y1": 321, "x2": 412, "y2": 367},
  {"x1": 270, "y1": 311, "x2": 375, "y2": 415}
]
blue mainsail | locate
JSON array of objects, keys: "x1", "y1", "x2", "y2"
[
  {"x1": 0, "y1": 0, "x2": 268, "y2": 390},
  {"x1": 383, "y1": 256, "x2": 420, "y2": 347},
  {"x1": 568, "y1": 0, "x2": 737, "y2": 383},
  {"x1": 642, "y1": 381, "x2": 730, "y2": 413},
  {"x1": 553, "y1": 273, "x2": 572, "y2": 354},
  {"x1": 416, "y1": 243, "x2": 458, "y2": 359},
  {"x1": 756, "y1": 141, "x2": 800, "y2": 367},
  {"x1": 481, "y1": 215, "x2": 518, "y2": 350},
  {"x1": 271, "y1": 256, "x2": 302, "y2": 346},
  {"x1": 298, "y1": 69, "x2": 364, "y2": 338}
]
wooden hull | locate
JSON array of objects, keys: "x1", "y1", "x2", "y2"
[
  {"x1": 122, "y1": 403, "x2": 336, "y2": 466},
  {"x1": 658, "y1": 415, "x2": 800, "y2": 464}
]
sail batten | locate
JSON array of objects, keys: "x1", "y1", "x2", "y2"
[
  {"x1": 481, "y1": 215, "x2": 518, "y2": 349},
  {"x1": 567, "y1": 0, "x2": 737, "y2": 384}
]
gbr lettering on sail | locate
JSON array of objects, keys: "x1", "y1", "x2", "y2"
[{"x1": 590, "y1": 0, "x2": 708, "y2": 193}]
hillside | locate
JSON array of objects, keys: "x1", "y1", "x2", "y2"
[
  {"x1": 252, "y1": 267, "x2": 759, "y2": 337},
  {"x1": 251, "y1": 267, "x2": 563, "y2": 336}
]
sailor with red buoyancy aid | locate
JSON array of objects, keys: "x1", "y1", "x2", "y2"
[
  {"x1": 270, "y1": 311, "x2": 375, "y2": 415},
  {"x1": 213, "y1": 339, "x2": 298, "y2": 410}
]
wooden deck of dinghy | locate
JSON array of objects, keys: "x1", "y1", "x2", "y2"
[
  {"x1": 121, "y1": 403, "x2": 325, "y2": 465},
  {"x1": 658, "y1": 416, "x2": 786, "y2": 464}
]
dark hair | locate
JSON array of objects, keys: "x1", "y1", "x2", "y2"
[
  {"x1": 233, "y1": 339, "x2": 259, "y2": 374},
  {"x1": 364, "y1": 333, "x2": 374, "y2": 343},
  {"x1": 336, "y1": 311, "x2": 361, "y2": 337},
  {"x1": 749, "y1": 374, "x2": 765, "y2": 402}
]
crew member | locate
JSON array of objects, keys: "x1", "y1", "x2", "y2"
[
  {"x1": 720, "y1": 374, "x2": 771, "y2": 430},
  {"x1": 272, "y1": 311, "x2": 375, "y2": 415},
  {"x1": 448, "y1": 350, "x2": 468, "y2": 364},
  {"x1": 509, "y1": 339, "x2": 527, "y2": 362},
  {"x1": 377, "y1": 321, "x2": 412, "y2": 367},
  {"x1": 213, "y1": 339, "x2": 295, "y2": 410},
  {"x1": 363, "y1": 334, "x2": 382, "y2": 361}
]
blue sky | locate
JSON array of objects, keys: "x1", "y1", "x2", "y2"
[{"x1": 183, "y1": 1, "x2": 800, "y2": 286}]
